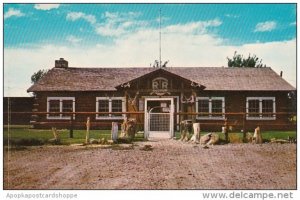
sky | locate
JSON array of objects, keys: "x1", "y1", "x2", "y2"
[{"x1": 3, "y1": 3, "x2": 297, "y2": 97}]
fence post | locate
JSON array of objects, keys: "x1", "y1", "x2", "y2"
[
  {"x1": 69, "y1": 113, "x2": 74, "y2": 138},
  {"x1": 86, "y1": 117, "x2": 90, "y2": 144},
  {"x1": 111, "y1": 122, "x2": 118, "y2": 142},
  {"x1": 242, "y1": 113, "x2": 246, "y2": 142},
  {"x1": 224, "y1": 118, "x2": 229, "y2": 142}
]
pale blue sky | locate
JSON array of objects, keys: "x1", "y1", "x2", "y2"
[
  {"x1": 4, "y1": 4, "x2": 296, "y2": 47},
  {"x1": 4, "y1": 3, "x2": 297, "y2": 96}
]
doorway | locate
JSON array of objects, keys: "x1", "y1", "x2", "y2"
[{"x1": 144, "y1": 98, "x2": 174, "y2": 139}]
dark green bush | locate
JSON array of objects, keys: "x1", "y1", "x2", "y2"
[{"x1": 5, "y1": 138, "x2": 45, "y2": 146}]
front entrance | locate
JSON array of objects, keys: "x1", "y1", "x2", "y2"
[{"x1": 144, "y1": 98, "x2": 174, "y2": 139}]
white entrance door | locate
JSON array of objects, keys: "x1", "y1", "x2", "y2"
[{"x1": 144, "y1": 98, "x2": 174, "y2": 139}]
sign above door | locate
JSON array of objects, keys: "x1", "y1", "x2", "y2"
[{"x1": 150, "y1": 77, "x2": 170, "y2": 96}]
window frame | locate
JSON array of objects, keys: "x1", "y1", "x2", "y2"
[
  {"x1": 96, "y1": 97, "x2": 126, "y2": 120},
  {"x1": 47, "y1": 97, "x2": 75, "y2": 120},
  {"x1": 196, "y1": 97, "x2": 225, "y2": 120},
  {"x1": 246, "y1": 97, "x2": 276, "y2": 120}
]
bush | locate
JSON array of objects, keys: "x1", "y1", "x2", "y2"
[
  {"x1": 47, "y1": 138, "x2": 62, "y2": 145},
  {"x1": 5, "y1": 138, "x2": 45, "y2": 146},
  {"x1": 229, "y1": 133, "x2": 243, "y2": 143}
]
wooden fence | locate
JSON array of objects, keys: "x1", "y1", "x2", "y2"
[{"x1": 3, "y1": 111, "x2": 296, "y2": 138}]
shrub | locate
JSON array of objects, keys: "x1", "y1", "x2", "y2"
[
  {"x1": 229, "y1": 133, "x2": 243, "y2": 143},
  {"x1": 5, "y1": 138, "x2": 45, "y2": 146}
]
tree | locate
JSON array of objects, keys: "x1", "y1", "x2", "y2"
[
  {"x1": 227, "y1": 51, "x2": 266, "y2": 68},
  {"x1": 31, "y1": 69, "x2": 48, "y2": 84}
]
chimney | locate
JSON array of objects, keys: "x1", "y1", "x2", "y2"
[
  {"x1": 280, "y1": 71, "x2": 283, "y2": 77},
  {"x1": 55, "y1": 58, "x2": 68, "y2": 68}
]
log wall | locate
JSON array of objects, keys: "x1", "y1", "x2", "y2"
[{"x1": 31, "y1": 90, "x2": 295, "y2": 131}]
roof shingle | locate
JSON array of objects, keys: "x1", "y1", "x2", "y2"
[{"x1": 27, "y1": 67, "x2": 295, "y2": 92}]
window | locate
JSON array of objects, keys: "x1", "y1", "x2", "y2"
[
  {"x1": 47, "y1": 97, "x2": 75, "y2": 119},
  {"x1": 62, "y1": 100, "x2": 74, "y2": 117},
  {"x1": 197, "y1": 99, "x2": 209, "y2": 117},
  {"x1": 48, "y1": 100, "x2": 60, "y2": 117},
  {"x1": 196, "y1": 97, "x2": 225, "y2": 119},
  {"x1": 96, "y1": 97, "x2": 126, "y2": 119},
  {"x1": 211, "y1": 99, "x2": 223, "y2": 118},
  {"x1": 98, "y1": 99, "x2": 109, "y2": 117},
  {"x1": 246, "y1": 97, "x2": 276, "y2": 120},
  {"x1": 248, "y1": 99, "x2": 260, "y2": 118},
  {"x1": 111, "y1": 99, "x2": 123, "y2": 117}
]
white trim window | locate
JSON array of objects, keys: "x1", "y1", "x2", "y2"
[
  {"x1": 246, "y1": 97, "x2": 276, "y2": 120},
  {"x1": 96, "y1": 97, "x2": 126, "y2": 119},
  {"x1": 47, "y1": 97, "x2": 75, "y2": 119},
  {"x1": 196, "y1": 97, "x2": 225, "y2": 120}
]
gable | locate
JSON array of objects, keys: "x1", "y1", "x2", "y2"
[{"x1": 116, "y1": 68, "x2": 205, "y2": 92}]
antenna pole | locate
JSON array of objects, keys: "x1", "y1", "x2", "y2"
[{"x1": 159, "y1": 8, "x2": 161, "y2": 68}]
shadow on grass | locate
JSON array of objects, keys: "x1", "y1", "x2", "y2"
[{"x1": 4, "y1": 138, "x2": 46, "y2": 146}]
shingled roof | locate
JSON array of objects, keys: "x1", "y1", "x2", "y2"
[{"x1": 27, "y1": 67, "x2": 295, "y2": 92}]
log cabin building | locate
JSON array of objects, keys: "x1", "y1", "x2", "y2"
[{"x1": 27, "y1": 58, "x2": 296, "y2": 138}]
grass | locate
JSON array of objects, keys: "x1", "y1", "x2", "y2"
[
  {"x1": 260, "y1": 131, "x2": 296, "y2": 140},
  {"x1": 175, "y1": 131, "x2": 296, "y2": 143},
  {"x1": 3, "y1": 126, "x2": 296, "y2": 146},
  {"x1": 3, "y1": 126, "x2": 145, "y2": 146}
]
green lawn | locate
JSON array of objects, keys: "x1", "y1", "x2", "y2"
[
  {"x1": 3, "y1": 126, "x2": 296, "y2": 146},
  {"x1": 3, "y1": 126, "x2": 145, "y2": 145},
  {"x1": 175, "y1": 131, "x2": 296, "y2": 142}
]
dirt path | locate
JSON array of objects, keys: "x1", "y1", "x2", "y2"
[{"x1": 4, "y1": 139, "x2": 296, "y2": 189}]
